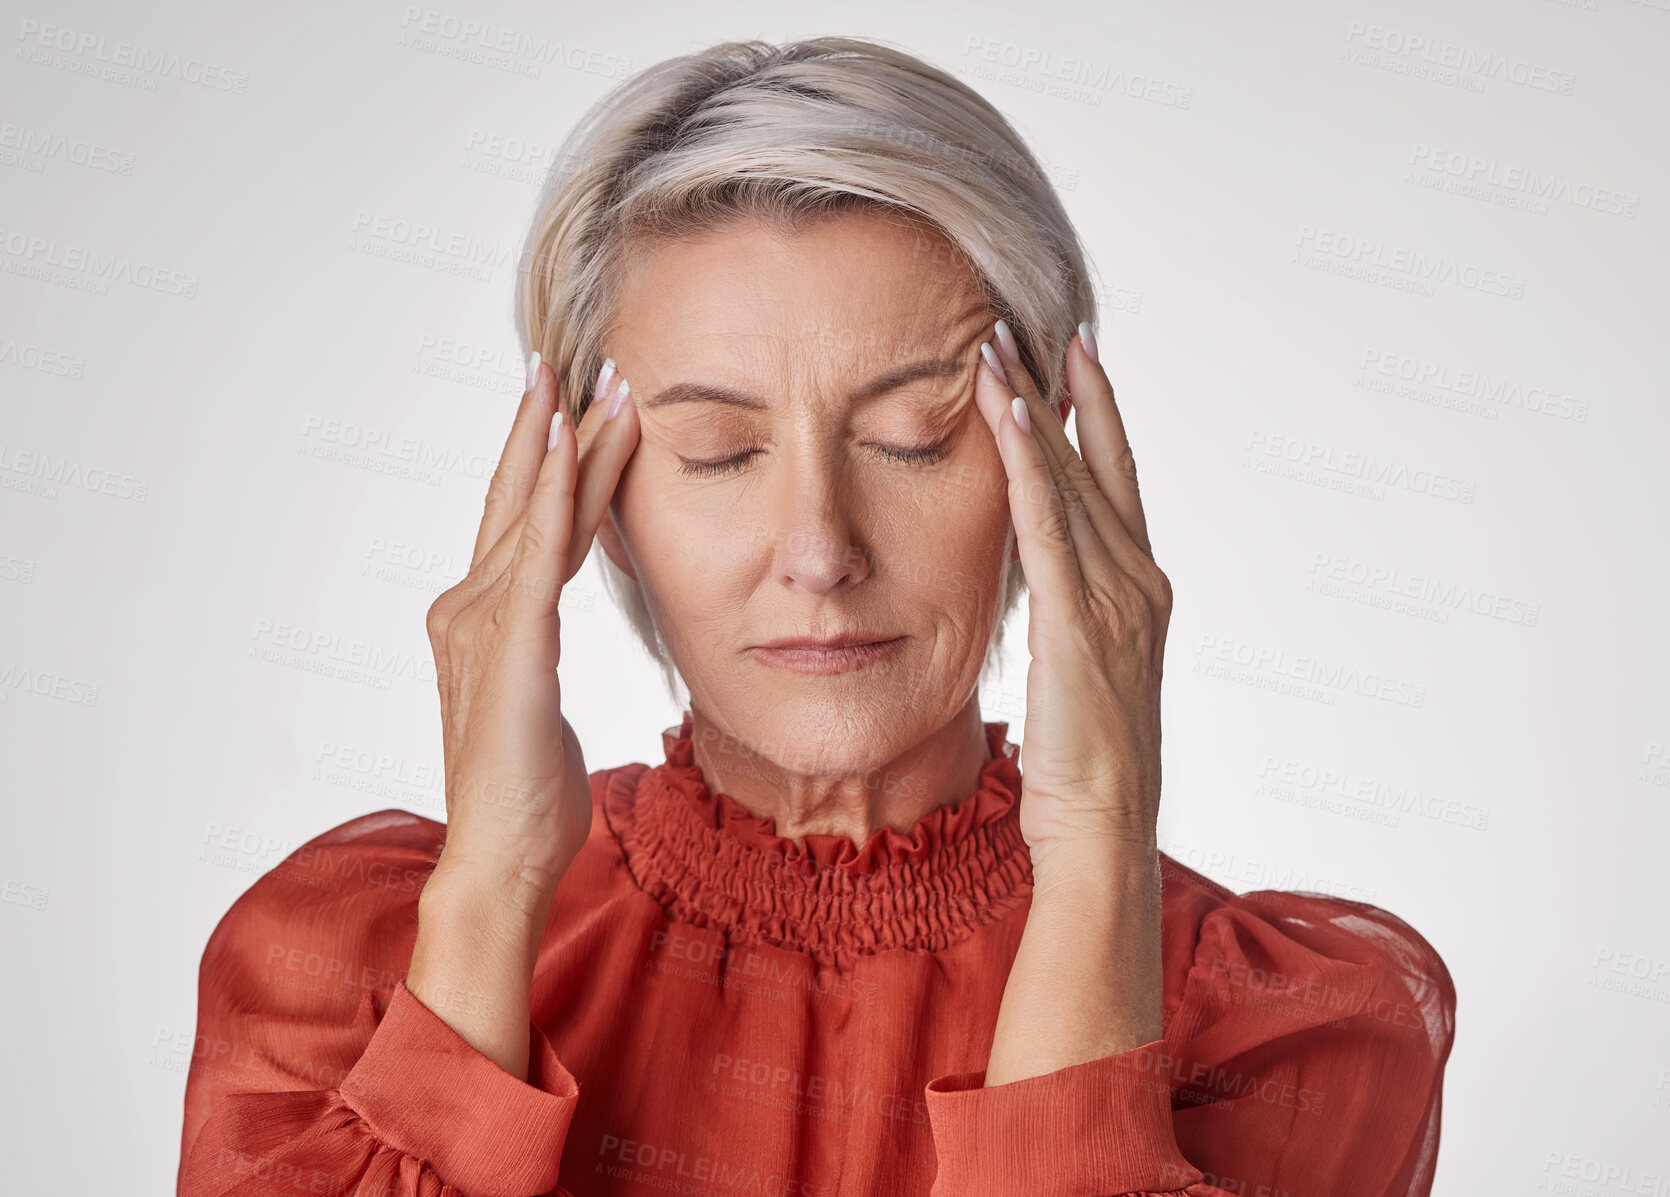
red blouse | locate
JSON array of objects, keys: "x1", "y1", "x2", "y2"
[{"x1": 178, "y1": 715, "x2": 1456, "y2": 1196}]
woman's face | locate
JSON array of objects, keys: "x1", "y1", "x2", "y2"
[{"x1": 596, "y1": 208, "x2": 1025, "y2": 775}]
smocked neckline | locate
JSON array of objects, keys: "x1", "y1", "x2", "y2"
[{"x1": 602, "y1": 713, "x2": 1034, "y2": 967}]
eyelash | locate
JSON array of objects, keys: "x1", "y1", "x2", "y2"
[{"x1": 678, "y1": 443, "x2": 948, "y2": 478}]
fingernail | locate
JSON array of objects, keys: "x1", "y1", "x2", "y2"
[
  {"x1": 994, "y1": 319, "x2": 1020, "y2": 363},
  {"x1": 1077, "y1": 321, "x2": 1099, "y2": 364},
  {"x1": 594, "y1": 357, "x2": 616, "y2": 404},
  {"x1": 979, "y1": 341, "x2": 1008, "y2": 385},
  {"x1": 526, "y1": 350, "x2": 542, "y2": 392},
  {"x1": 1010, "y1": 396, "x2": 1031, "y2": 435},
  {"x1": 547, "y1": 408, "x2": 564, "y2": 451},
  {"x1": 606, "y1": 377, "x2": 632, "y2": 421}
]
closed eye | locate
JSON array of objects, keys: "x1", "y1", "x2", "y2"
[
  {"x1": 677, "y1": 450, "x2": 762, "y2": 478},
  {"x1": 875, "y1": 443, "x2": 947, "y2": 467},
  {"x1": 677, "y1": 442, "x2": 948, "y2": 478}
]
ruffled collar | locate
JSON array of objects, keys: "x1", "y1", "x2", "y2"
[{"x1": 601, "y1": 713, "x2": 1034, "y2": 967}]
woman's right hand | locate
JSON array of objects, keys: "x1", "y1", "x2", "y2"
[{"x1": 422, "y1": 352, "x2": 639, "y2": 915}]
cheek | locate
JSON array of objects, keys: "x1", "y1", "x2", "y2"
[
  {"x1": 616, "y1": 470, "x2": 762, "y2": 602},
  {"x1": 876, "y1": 480, "x2": 1012, "y2": 601},
  {"x1": 888, "y1": 451, "x2": 1011, "y2": 546}
]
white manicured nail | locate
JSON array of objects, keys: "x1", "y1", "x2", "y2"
[
  {"x1": 1010, "y1": 396, "x2": 1031, "y2": 435},
  {"x1": 980, "y1": 341, "x2": 1008, "y2": 385},
  {"x1": 607, "y1": 377, "x2": 631, "y2": 420},
  {"x1": 547, "y1": 408, "x2": 564, "y2": 451},
  {"x1": 994, "y1": 319, "x2": 1020, "y2": 363},
  {"x1": 1078, "y1": 321, "x2": 1099, "y2": 364},
  {"x1": 526, "y1": 350, "x2": 542, "y2": 392}
]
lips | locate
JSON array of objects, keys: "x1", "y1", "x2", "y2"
[
  {"x1": 754, "y1": 632, "x2": 901, "y2": 650},
  {"x1": 746, "y1": 634, "x2": 908, "y2": 676}
]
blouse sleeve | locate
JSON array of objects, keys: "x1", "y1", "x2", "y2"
[
  {"x1": 176, "y1": 811, "x2": 581, "y2": 1197},
  {"x1": 921, "y1": 881, "x2": 1457, "y2": 1197}
]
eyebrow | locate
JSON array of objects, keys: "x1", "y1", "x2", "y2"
[{"x1": 641, "y1": 357, "x2": 971, "y2": 411}]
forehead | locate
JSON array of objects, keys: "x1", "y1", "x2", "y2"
[{"x1": 613, "y1": 209, "x2": 990, "y2": 369}]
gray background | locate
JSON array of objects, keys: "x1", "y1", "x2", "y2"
[{"x1": 1, "y1": 0, "x2": 1665, "y2": 1192}]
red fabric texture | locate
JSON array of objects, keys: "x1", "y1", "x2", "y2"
[{"x1": 178, "y1": 715, "x2": 1456, "y2": 1196}]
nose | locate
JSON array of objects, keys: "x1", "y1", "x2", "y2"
[{"x1": 772, "y1": 455, "x2": 873, "y2": 596}]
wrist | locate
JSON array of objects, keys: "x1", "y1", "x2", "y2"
[
  {"x1": 411, "y1": 869, "x2": 546, "y2": 1014},
  {"x1": 421, "y1": 849, "x2": 564, "y2": 945},
  {"x1": 407, "y1": 876, "x2": 542, "y2": 1078},
  {"x1": 1028, "y1": 833, "x2": 1158, "y2": 898}
]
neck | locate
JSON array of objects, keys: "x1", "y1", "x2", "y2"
[{"x1": 685, "y1": 697, "x2": 995, "y2": 845}]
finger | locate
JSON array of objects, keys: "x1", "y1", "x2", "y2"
[
  {"x1": 504, "y1": 402, "x2": 578, "y2": 627},
  {"x1": 981, "y1": 338, "x2": 1068, "y2": 475},
  {"x1": 1066, "y1": 325, "x2": 1154, "y2": 560},
  {"x1": 988, "y1": 323, "x2": 1069, "y2": 428},
  {"x1": 563, "y1": 367, "x2": 640, "y2": 583},
  {"x1": 476, "y1": 356, "x2": 619, "y2": 586},
  {"x1": 972, "y1": 350, "x2": 1083, "y2": 604},
  {"x1": 473, "y1": 353, "x2": 559, "y2": 569},
  {"x1": 981, "y1": 335, "x2": 1128, "y2": 567}
]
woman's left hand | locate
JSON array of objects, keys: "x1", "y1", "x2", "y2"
[{"x1": 974, "y1": 322, "x2": 1173, "y2": 872}]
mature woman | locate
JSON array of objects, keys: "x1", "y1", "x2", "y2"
[{"x1": 178, "y1": 37, "x2": 1455, "y2": 1197}]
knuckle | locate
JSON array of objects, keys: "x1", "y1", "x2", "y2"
[
  {"x1": 517, "y1": 514, "x2": 553, "y2": 557},
  {"x1": 481, "y1": 469, "x2": 514, "y2": 512},
  {"x1": 425, "y1": 593, "x2": 457, "y2": 643},
  {"x1": 1053, "y1": 465, "x2": 1092, "y2": 520},
  {"x1": 1063, "y1": 452, "x2": 1098, "y2": 492},
  {"x1": 1088, "y1": 569, "x2": 1162, "y2": 650},
  {"x1": 1098, "y1": 578, "x2": 1142, "y2": 634},
  {"x1": 1151, "y1": 566, "x2": 1174, "y2": 609},
  {"x1": 1114, "y1": 442, "x2": 1139, "y2": 483},
  {"x1": 1037, "y1": 499, "x2": 1074, "y2": 548}
]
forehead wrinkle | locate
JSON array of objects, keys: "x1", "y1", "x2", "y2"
[
  {"x1": 644, "y1": 354, "x2": 978, "y2": 415},
  {"x1": 635, "y1": 282, "x2": 996, "y2": 418},
  {"x1": 919, "y1": 374, "x2": 980, "y2": 440}
]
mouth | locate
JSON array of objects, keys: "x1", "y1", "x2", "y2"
[
  {"x1": 747, "y1": 634, "x2": 908, "y2": 676},
  {"x1": 754, "y1": 631, "x2": 901, "y2": 650}
]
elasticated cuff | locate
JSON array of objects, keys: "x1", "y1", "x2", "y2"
[
  {"x1": 924, "y1": 1039, "x2": 1201, "y2": 1196},
  {"x1": 339, "y1": 980, "x2": 578, "y2": 1197}
]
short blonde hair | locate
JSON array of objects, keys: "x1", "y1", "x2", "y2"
[{"x1": 515, "y1": 36, "x2": 1099, "y2": 702}]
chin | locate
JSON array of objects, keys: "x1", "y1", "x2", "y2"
[{"x1": 721, "y1": 691, "x2": 924, "y2": 778}]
